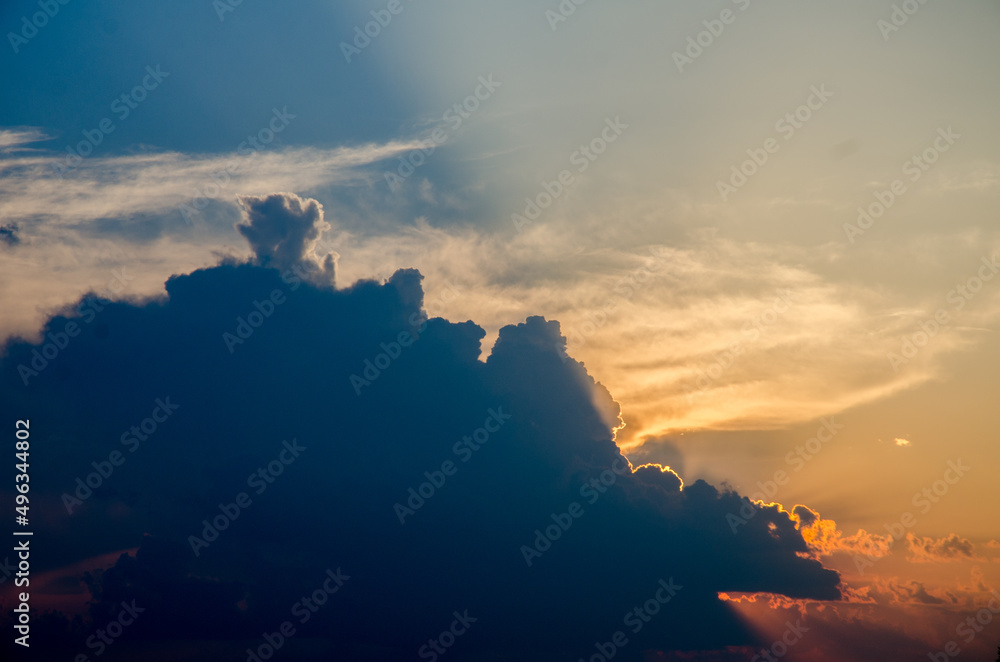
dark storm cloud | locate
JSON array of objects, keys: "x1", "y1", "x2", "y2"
[{"x1": 0, "y1": 195, "x2": 840, "y2": 661}]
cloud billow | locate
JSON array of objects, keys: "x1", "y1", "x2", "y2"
[
  {"x1": 235, "y1": 192, "x2": 337, "y2": 285},
  {"x1": 0, "y1": 194, "x2": 840, "y2": 661}
]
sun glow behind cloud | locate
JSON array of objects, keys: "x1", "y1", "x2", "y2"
[{"x1": 2, "y1": 0, "x2": 1000, "y2": 658}]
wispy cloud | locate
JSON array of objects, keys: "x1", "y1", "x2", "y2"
[
  {"x1": 0, "y1": 127, "x2": 51, "y2": 152},
  {"x1": 0, "y1": 138, "x2": 425, "y2": 226}
]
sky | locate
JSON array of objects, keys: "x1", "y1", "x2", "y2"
[{"x1": 1, "y1": 0, "x2": 999, "y2": 660}]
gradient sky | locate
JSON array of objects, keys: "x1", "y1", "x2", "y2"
[{"x1": 2, "y1": 1, "x2": 1000, "y2": 660}]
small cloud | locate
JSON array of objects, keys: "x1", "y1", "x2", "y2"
[
  {"x1": 235, "y1": 192, "x2": 337, "y2": 285},
  {"x1": 894, "y1": 437, "x2": 911, "y2": 447},
  {"x1": 795, "y1": 508, "x2": 894, "y2": 559},
  {"x1": 0, "y1": 127, "x2": 50, "y2": 152},
  {"x1": 861, "y1": 577, "x2": 951, "y2": 606},
  {"x1": 906, "y1": 533, "x2": 977, "y2": 563},
  {"x1": 0, "y1": 223, "x2": 20, "y2": 246}
]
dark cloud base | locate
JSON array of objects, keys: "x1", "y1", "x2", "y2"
[{"x1": 0, "y1": 248, "x2": 839, "y2": 660}]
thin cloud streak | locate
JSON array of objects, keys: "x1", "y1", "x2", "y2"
[
  {"x1": 0, "y1": 127, "x2": 51, "y2": 152},
  {"x1": 0, "y1": 139, "x2": 428, "y2": 225}
]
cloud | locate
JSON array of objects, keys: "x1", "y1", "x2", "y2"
[
  {"x1": 0, "y1": 134, "x2": 423, "y2": 227},
  {"x1": 721, "y1": 587, "x2": 991, "y2": 662},
  {"x1": 860, "y1": 578, "x2": 951, "y2": 606},
  {"x1": 795, "y1": 508, "x2": 893, "y2": 560},
  {"x1": 0, "y1": 131, "x2": 423, "y2": 342},
  {"x1": 906, "y1": 533, "x2": 978, "y2": 563},
  {"x1": 0, "y1": 224, "x2": 19, "y2": 246},
  {"x1": 3, "y1": 120, "x2": 999, "y2": 446},
  {"x1": 0, "y1": 127, "x2": 49, "y2": 152},
  {"x1": 331, "y1": 226, "x2": 975, "y2": 446},
  {"x1": 0, "y1": 195, "x2": 842, "y2": 659},
  {"x1": 792, "y1": 504, "x2": 818, "y2": 528},
  {"x1": 235, "y1": 192, "x2": 336, "y2": 284}
]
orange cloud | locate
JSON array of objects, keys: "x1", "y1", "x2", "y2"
[
  {"x1": 792, "y1": 505, "x2": 894, "y2": 562},
  {"x1": 906, "y1": 533, "x2": 978, "y2": 563}
]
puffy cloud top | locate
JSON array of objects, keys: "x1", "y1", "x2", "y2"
[{"x1": 235, "y1": 192, "x2": 336, "y2": 284}]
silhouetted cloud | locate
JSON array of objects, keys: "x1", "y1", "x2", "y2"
[
  {"x1": 792, "y1": 504, "x2": 818, "y2": 528},
  {"x1": 0, "y1": 194, "x2": 840, "y2": 660}
]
